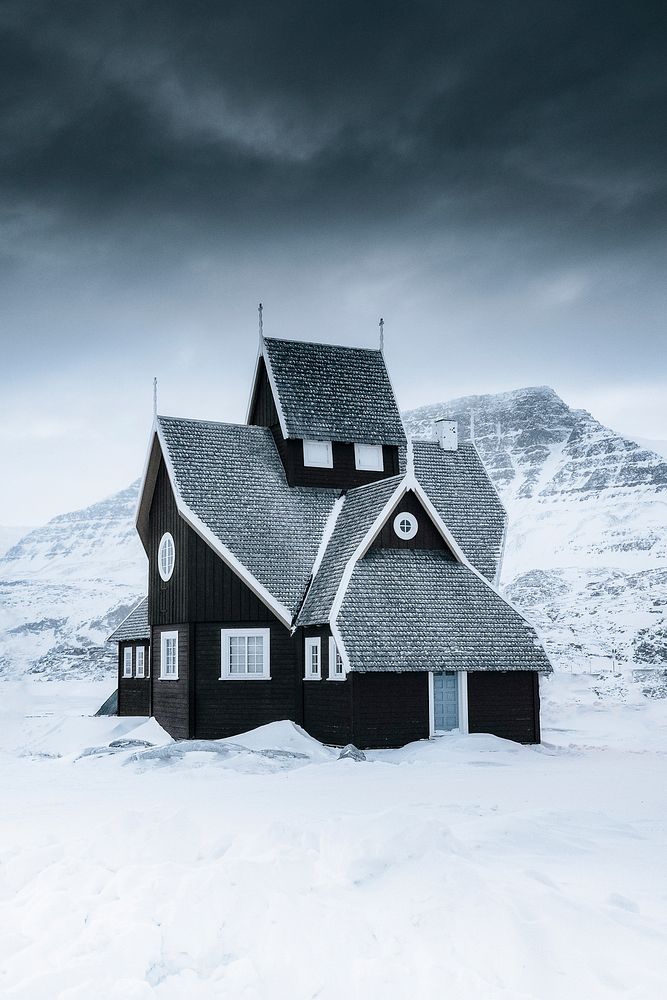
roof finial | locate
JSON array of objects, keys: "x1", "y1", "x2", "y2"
[
  {"x1": 153, "y1": 377, "x2": 158, "y2": 418},
  {"x1": 469, "y1": 408, "x2": 475, "y2": 444},
  {"x1": 258, "y1": 302, "x2": 264, "y2": 344},
  {"x1": 379, "y1": 316, "x2": 384, "y2": 353}
]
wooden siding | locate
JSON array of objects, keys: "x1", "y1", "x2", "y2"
[
  {"x1": 117, "y1": 641, "x2": 151, "y2": 717},
  {"x1": 467, "y1": 671, "x2": 541, "y2": 744},
  {"x1": 187, "y1": 527, "x2": 269, "y2": 623},
  {"x1": 248, "y1": 361, "x2": 400, "y2": 489},
  {"x1": 301, "y1": 626, "x2": 353, "y2": 746},
  {"x1": 149, "y1": 459, "x2": 189, "y2": 625},
  {"x1": 194, "y1": 621, "x2": 300, "y2": 739},
  {"x1": 151, "y1": 624, "x2": 190, "y2": 739},
  {"x1": 370, "y1": 490, "x2": 454, "y2": 553},
  {"x1": 352, "y1": 672, "x2": 429, "y2": 749}
]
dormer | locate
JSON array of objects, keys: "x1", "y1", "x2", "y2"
[{"x1": 247, "y1": 337, "x2": 407, "y2": 489}]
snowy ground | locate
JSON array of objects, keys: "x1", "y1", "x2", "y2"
[{"x1": 1, "y1": 677, "x2": 666, "y2": 999}]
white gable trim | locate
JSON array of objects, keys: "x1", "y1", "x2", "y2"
[
  {"x1": 244, "y1": 342, "x2": 290, "y2": 440},
  {"x1": 142, "y1": 422, "x2": 293, "y2": 628},
  {"x1": 311, "y1": 495, "x2": 345, "y2": 580},
  {"x1": 329, "y1": 471, "x2": 552, "y2": 668}
]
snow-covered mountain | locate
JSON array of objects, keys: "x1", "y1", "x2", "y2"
[
  {"x1": 404, "y1": 387, "x2": 667, "y2": 670},
  {"x1": 0, "y1": 526, "x2": 34, "y2": 559},
  {"x1": 1, "y1": 387, "x2": 665, "y2": 679},
  {"x1": 0, "y1": 484, "x2": 146, "y2": 679}
]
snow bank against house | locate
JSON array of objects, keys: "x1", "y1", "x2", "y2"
[{"x1": 1, "y1": 680, "x2": 666, "y2": 999}]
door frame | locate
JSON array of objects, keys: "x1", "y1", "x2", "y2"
[{"x1": 429, "y1": 670, "x2": 469, "y2": 738}]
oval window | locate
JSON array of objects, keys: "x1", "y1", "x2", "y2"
[
  {"x1": 393, "y1": 512, "x2": 418, "y2": 541},
  {"x1": 158, "y1": 532, "x2": 175, "y2": 581}
]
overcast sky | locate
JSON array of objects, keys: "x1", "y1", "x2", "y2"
[{"x1": 1, "y1": 1, "x2": 666, "y2": 525}]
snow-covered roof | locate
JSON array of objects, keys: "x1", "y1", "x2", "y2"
[
  {"x1": 338, "y1": 550, "x2": 552, "y2": 673},
  {"x1": 107, "y1": 597, "x2": 149, "y2": 643},
  {"x1": 263, "y1": 337, "x2": 406, "y2": 445},
  {"x1": 156, "y1": 417, "x2": 340, "y2": 619}
]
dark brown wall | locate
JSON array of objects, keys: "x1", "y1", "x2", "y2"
[
  {"x1": 467, "y1": 671, "x2": 541, "y2": 744},
  {"x1": 151, "y1": 624, "x2": 190, "y2": 739},
  {"x1": 370, "y1": 491, "x2": 454, "y2": 553},
  {"x1": 301, "y1": 626, "x2": 353, "y2": 746},
  {"x1": 149, "y1": 460, "x2": 189, "y2": 625},
  {"x1": 248, "y1": 360, "x2": 400, "y2": 489},
  {"x1": 194, "y1": 620, "x2": 300, "y2": 739},
  {"x1": 117, "y1": 641, "x2": 151, "y2": 716},
  {"x1": 187, "y1": 528, "x2": 270, "y2": 623},
  {"x1": 352, "y1": 672, "x2": 429, "y2": 749}
]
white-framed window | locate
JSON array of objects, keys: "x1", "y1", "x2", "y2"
[
  {"x1": 135, "y1": 646, "x2": 146, "y2": 678},
  {"x1": 221, "y1": 628, "x2": 271, "y2": 679},
  {"x1": 328, "y1": 636, "x2": 346, "y2": 680},
  {"x1": 158, "y1": 532, "x2": 175, "y2": 582},
  {"x1": 354, "y1": 443, "x2": 384, "y2": 472},
  {"x1": 303, "y1": 439, "x2": 333, "y2": 468},
  {"x1": 123, "y1": 646, "x2": 133, "y2": 678},
  {"x1": 160, "y1": 631, "x2": 179, "y2": 680},
  {"x1": 304, "y1": 636, "x2": 321, "y2": 679},
  {"x1": 393, "y1": 511, "x2": 418, "y2": 541}
]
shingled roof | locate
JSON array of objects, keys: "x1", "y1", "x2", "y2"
[
  {"x1": 337, "y1": 550, "x2": 552, "y2": 673},
  {"x1": 297, "y1": 475, "x2": 402, "y2": 626},
  {"x1": 263, "y1": 337, "x2": 406, "y2": 445},
  {"x1": 157, "y1": 417, "x2": 339, "y2": 619},
  {"x1": 413, "y1": 441, "x2": 506, "y2": 582},
  {"x1": 107, "y1": 597, "x2": 149, "y2": 643}
]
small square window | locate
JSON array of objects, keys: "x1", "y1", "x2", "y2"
[
  {"x1": 354, "y1": 443, "x2": 383, "y2": 472},
  {"x1": 303, "y1": 440, "x2": 333, "y2": 468},
  {"x1": 221, "y1": 629, "x2": 271, "y2": 679}
]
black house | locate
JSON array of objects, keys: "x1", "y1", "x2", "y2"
[{"x1": 108, "y1": 335, "x2": 551, "y2": 747}]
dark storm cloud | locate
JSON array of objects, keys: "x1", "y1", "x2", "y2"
[{"x1": 1, "y1": 0, "x2": 665, "y2": 254}]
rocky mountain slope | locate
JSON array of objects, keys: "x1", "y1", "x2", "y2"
[
  {"x1": 405, "y1": 388, "x2": 667, "y2": 670},
  {"x1": 0, "y1": 485, "x2": 146, "y2": 678},
  {"x1": 1, "y1": 387, "x2": 665, "y2": 679}
]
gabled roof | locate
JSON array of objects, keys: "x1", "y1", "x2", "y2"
[
  {"x1": 297, "y1": 475, "x2": 402, "y2": 626},
  {"x1": 146, "y1": 417, "x2": 340, "y2": 622},
  {"x1": 261, "y1": 337, "x2": 406, "y2": 445},
  {"x1": 107, "y1": 597, "x2": 149, "y2": 643},
  {"x1": 337, "y1": 550, "x2": 552, "y2": 673},
  {"x1": 413, "y1": 441, "x2": 506, "y2": 583}
]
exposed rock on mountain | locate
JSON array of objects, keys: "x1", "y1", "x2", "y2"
[
  {"x1": 0, "y1": 484, "x2": 146, "y2": 678},
  {"x1": 404, "y1": 387, "x2": 667, "y2": 670}
]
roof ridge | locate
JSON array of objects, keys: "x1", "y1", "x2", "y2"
[
  {"x1": 344, "y1": 473, "x2": 404, "y2": 498},
  {"x1": 158, "y1": 414, "x2": 268, "y2": 432},
  {"x1": 264, "y1": 335, "x2": 382, "y2": 354}
]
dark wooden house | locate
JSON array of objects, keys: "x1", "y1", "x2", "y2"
[{"x1": 109, "y1": 335, "x2": 551, "y2": 747}]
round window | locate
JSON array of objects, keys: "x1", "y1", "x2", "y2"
[
  {"x1": 158, "y1": 532, "x2": 175, "y2": 581},
  {"x1": 393, "y1": 511, "x2": 418, "y2": 541}
]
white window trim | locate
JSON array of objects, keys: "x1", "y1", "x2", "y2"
[
  {"x1": 354, "y1": 443, "x2": 384, "y2": 472},
  {"x1": 123, "y1": 646, "x2": 133, "y2": 678},
  {"x1": 303, "y1": 439, "x2": 333, "y2": 469},
  {"x1": 160, "y1": 630, "x2": 179, "y2": 680},
  {"x1": 135, "y1": 646, "x2": 146, "y2": 678},
  {"x1": 220, "y1": 628, "x2": 271, "y2": 680},
  {"x1": 328, "y1": 636, "x2": 346, "y2": 681},
  {"x1": 304, "y1": 636, "x2": 321, "y2": 680},
  {"x1": 158, "y1": 532, "x2": 176, "y2": 582},
  {"x1": 393, "y1": 511, "x2": 418, "y2": 541}
]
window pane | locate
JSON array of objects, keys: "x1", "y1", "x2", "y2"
[
  {"x1": 229, "y1": 636, "x2": 246, "y2": 673},
  {"x1": 247, "y1": 636, "x2": 264, "y2": 673}
]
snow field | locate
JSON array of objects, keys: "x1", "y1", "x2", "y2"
[{"x1": 1, "y1": 678, "x2": 666, "y2": 999}]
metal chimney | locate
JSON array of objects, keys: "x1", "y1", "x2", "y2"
[{"x1": 433, "y1": 417, "x2": 458, "y2": 451}]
